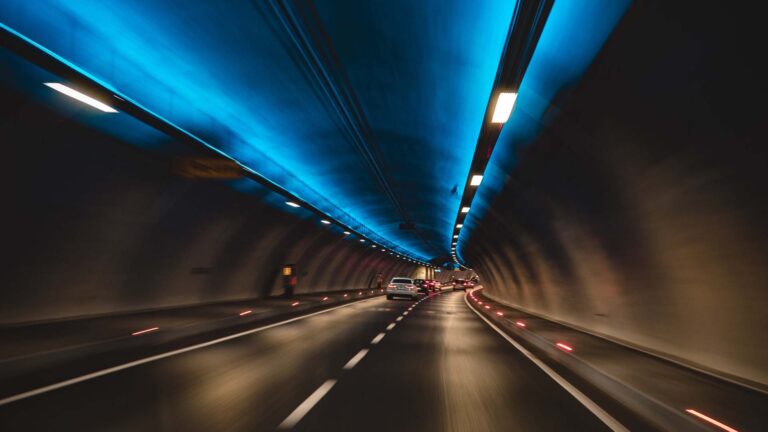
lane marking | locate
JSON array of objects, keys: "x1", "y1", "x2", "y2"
[
  {"x1": 343, "y1": 349, "x2": 369, "y2": 370},
  {"x1": 278, "y1": 379, "x2": 337, "y2": 429},
  {"x1": 464, "y1": 293, "x2": 629, "y2": 432},
  {"x1": 0, "y1": 296, "x2": 381, "y2": 406},
  {"x1": 131, "y1": 327, "x2": 159, "y2": 336},
  {"x1": 386, "y1": 323, "x2": 396, "y2": 331},
  {"x1": 403, "y1": 311, "x2": 409, "y2": 316},
  {"x1": 685, "y1": 409, "x2": 738, "y2": 432},
  {"x1": 371, "y1": 333, "x2": 386, "y2": 345},
  {"x1": 396, "y1": 316, "x2": 403, "y2": 322}
]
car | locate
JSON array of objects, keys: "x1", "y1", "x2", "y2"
[
  {"x1": 425, "y1": 279, "x2": 440, "y2": 292},
  {"x1": 452, "y1": 278, "x2": 472, "y2": 291},
  {"x1": 387, "y1": 277, "x2": 420, "y2": 300},
  {"x1": 413, "y1": 279, "x2": 433, "y2": 295}
]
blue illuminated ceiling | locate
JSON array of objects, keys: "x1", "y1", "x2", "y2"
[
  {"x1": 454, "y1": 0, "x2": 632, "y2": 267},
  {"x1": 0, "y1": 0, "x2": 516, "y2": 262}
]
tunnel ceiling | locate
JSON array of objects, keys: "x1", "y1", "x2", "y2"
[{"x1": 0, "y1": 0, "x2": 520, "y2": 263}]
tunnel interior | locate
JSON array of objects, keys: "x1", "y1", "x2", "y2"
[{"x1": 1, "y1": 1, "x2": 766, "y2": 431}]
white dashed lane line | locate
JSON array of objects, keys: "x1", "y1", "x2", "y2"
[
  {"x1": 371, "y1": 333, "x2": 386, "y2": 345},
  {"x1": 343, "y1": 349, "x2": 369, "y2": 370},
  {"x1": 386, "y1": 323, "x2": 396, "y2": 331},
  {"x1": 278, "y1": 379, "x2": 337, "y2": 429},
  {"x1": 396, "y1": 316, "x2": 403, "y2": 322}
]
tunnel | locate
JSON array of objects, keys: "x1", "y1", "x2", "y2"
[{"x1": 0, "y1": 1, "x2": 766, "y2": 431}]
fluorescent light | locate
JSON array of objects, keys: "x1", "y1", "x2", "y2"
[
  {"x1": 359, "y1": 239, "x2": 366, "y2": 242},
  {"x1": 461, "y1": 207, "x2": 470, "y2": 213},
  {"x1": 470, "y1": 175, "x2": 483, "y2": 186},
  {"x1": 45, "y1": 83, "x2": 118, "y2": 113},
  {"x1": 456, "y1": 224, "x2": 463, "y2": 228},
  {"x1": 343, "y1": 231, "x2": 350, "y2": 235},
  {"x1": 453, "y1": 235, "x2": 459, "y2": 239},
  {"x1": 452, "y1": 242, "x2": 457, "y2": 245},
  {"x1": 372, "y1": 245, "x2": 377, "y2": 248},
  {"x1": 320, "y1": 219, "x2": 331, "y2": 224},
  {"x1": 286, "y1": 201, "x2": 300, "y2": 208},
  {"x1": 491, "y1": 92, "x2": 517, "y2": 123}
]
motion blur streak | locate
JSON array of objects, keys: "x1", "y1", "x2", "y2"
[
  {"x1": 130, "y1": 327, "x2": 159, "y2": 336},
  {"x1": 685, "y1": 410, "x2": 739, "y2": 432}
]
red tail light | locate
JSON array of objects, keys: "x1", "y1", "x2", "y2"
[{"x1": 388, "y1": 284, "x2": 396, "y2": 288}]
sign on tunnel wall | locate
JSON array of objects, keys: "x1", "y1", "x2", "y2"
[{"x1": 173, "y1": 157, "x2": 243, "y2": 179}]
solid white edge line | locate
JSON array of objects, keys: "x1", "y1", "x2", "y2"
[
  {"x1": 371, "y1": 332, "x2": 386, "y2": 345},
  {"x1": 278, "y1": 379, "x2": 337, "y2": 429},
  {"x1": 463, "y1": 292, "x2": 629, "y2": 432},
  {"x1": 342, "y1": 348, "x2": 369, "y2": 370},
  {"x1": 0, "y1": 296, "x2": 381, "y2": 407},
  {"x1": 386, "y1": 323, "x2": 396, "y2": 331}
]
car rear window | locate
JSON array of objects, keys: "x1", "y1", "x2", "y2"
[{"x1": 392, "y1": 278, "x2": 412, "y2": 284}]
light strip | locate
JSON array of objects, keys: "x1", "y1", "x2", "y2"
[
  {"x1": 45, "y1": 83, "x2": 117, "y2": 113},
  {"x1": 491, "y1": 92, "x2": 517, "y2": 123},
  {"x1": 685, "y1": 410, "x2": 738, "y2": 432},
  {"x1": 285, "y1": 201, "x2": 300, "y2": 208},
  {"x1": 470, "y1": 175, "x2": 483, "y2": 186}
]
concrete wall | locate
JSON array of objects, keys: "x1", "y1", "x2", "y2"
[
  {"x1": 0, "y1": 87, "x2": 415, "y2": 325},
  {"x1": 463, "y1": 2, "x2": 768, "y2": 388}
]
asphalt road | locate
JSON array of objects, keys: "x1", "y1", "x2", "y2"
[{"x1": 0, "y1": 291, "x2": 611, "y2": 431}]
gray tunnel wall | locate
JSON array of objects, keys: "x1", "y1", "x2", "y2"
[
  {"x1": 463, "y1": 2, "x2": 768, "y2": 388},
  {"x1": 0, "y1": 86, "x2": 419, "y2": 325}
]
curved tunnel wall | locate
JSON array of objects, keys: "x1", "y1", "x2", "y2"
[
  {"x1": 0, "y1": 87, "x2": 418, "y2": 325},
  {"x1": 463, "y1": 2, "x2": 768, "y2": 388}
]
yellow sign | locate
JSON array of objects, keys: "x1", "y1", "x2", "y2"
[
  {"x1": 174, "y1": 157, "x2": 242, "y2": 179},
  {"x1": 282, "y1": 266, "x2": 293, "y2": 276}
]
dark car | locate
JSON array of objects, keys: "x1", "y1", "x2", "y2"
[
  {"x1": 413, "y1": 279, "x2": 430, "y2": 295},
  {"x1": 428, "y1": 280, "x2": 441, "y2": 291}
]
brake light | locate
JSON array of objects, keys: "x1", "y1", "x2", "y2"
[{"x1": 388, "y1": 284, "x2": 396, "y2": 288}]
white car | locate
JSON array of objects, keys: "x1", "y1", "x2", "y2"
[{"x1": 386, "y1": 277, "x2": 420, "y2": 300}]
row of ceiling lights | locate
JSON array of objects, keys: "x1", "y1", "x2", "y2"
[
  {"x1": 284, "y1": 200, "x2": 437, "y2": 268},
  {"x1": 451, "y1": 92, "x2": 517, "y2": 269},
  {"x1": 42, "y1": 81, "x2": 436, "y2": 269}
]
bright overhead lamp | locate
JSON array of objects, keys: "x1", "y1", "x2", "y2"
[
  {"x1": 456, "y1": 224, "x2": 463, "y2": 228},
  {"x1": 491, "y1": 92, "x2": 517, "y2": 123},
  {"x1": 44, "y1": 83, "x2": 118, "y2": 113},
  {"x1": 461, "y1": 207, "x2": 470, "y2": 213},
  {"x1": 372, "y1": 245, "x2": 377, "y2": 248},
  {"x1": 452, "y1": 242, "x2": 457, "y2": 245},
  {"x1": 470, "y1": 175, "x2": 483, "y2": 186},
  {"x1": 359, "y1": 239, "x2": 366, "y2": 243},
  {"x1": 453, "y1": 235, "x2": 459, "y2": 239},
  {"x1": 343, "y1": 231, "x2": 351, "y2": 235},
  {"x1": 320, "y1": 220, "x2": 331, "y2": 224},
  {"x1": 286, "y1": 201, "x2": 300, "y2": 208}
]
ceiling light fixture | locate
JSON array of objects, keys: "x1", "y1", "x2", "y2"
[
  {"x1": 470, "y1": 175, "x2": 483, "y2": 186},
  {"x1": 44, "y1": 83, "x2": 118, "y2": 113},
  {"x1": 286, "y1": 201, "x2": 300, "y2": 208},
  {"x1": 320, "y1": 220, "x2": 331, "y2": 224},
  {"x1": 461, "y1": 207, "x2": 470, "y2": 213},
  {"x1": 491, "y1": 92, "x2": 517, "y2": 123}
]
